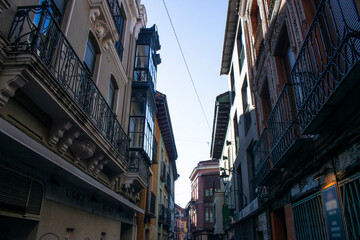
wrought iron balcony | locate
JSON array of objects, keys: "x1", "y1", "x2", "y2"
[
  {"x1": 253, "y1": 129, "x2": 271, "y2": 186},
  {"x1": 128, "y1": 151, "x2": 149, "y2": 188},
  {"x1": 267, "y1": 84, "x2": 303, "y2": 167},
  {"x1": 291, "y1": 0, "x2": 360, "y2": 134},
  {"x1": 8, "y1": 5, "x2": 129, "y2": 161}
]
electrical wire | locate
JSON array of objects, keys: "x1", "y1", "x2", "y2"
[{"x1": 161, "y1": 0, "x2": 212, "y2": 133}]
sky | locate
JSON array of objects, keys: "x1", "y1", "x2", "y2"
[{"x1": 143, "y1": 0, "x2": 229, "y2": 208}]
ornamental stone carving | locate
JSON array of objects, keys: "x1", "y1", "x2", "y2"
[
  {"x1": 95, "y1": 19, "x2": 109, "y2": 40},
  {"x1": 69, "y1": 138, "x2": 96, "y2": 163},
  {"x1": 0, "y1": 72, "x2": 28, "y2": 108}
]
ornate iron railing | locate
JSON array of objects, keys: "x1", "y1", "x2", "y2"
[
  {"x1": 107, "y1": 0, "x2": 124, "y2": 60},
  {"x1": 291, "y1": 0, "x2": 360, "y2": 133},
  {"x1": 267, "y1": 84, "x2": 299, "y2": 166},
  {"x1": 8, "y1": 5, "x2": 129, "y2": 160},
  {"x1": 128, "y1": 152, "x2": 148, "y2": 184},
  {"x1": 253, "y1": 129, "x2": 271, "y2": 186}
]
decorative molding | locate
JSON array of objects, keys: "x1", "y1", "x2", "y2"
[
  {"x1": 93, "y1": 159, "x2": 108, "y2": 176},
  {"x1": 0, "y1": 73, "x2": 28, "y2": 107},
  {"x1": 110, "y1": 174, "x2": 122, "y2": 187},
  {"x1": 102, "y1": 38, "x2": 113, "y2": 51},
  {"x1": 284, "y1": 11, "x2": 296, "y2": 53},
  {"x1": 295, "y1": 0, "x2": 307, "y2": 30},
  {"x1": 94, "y1": 19, "x2": 109, "y2": 40},
  {"x1": 89, "y1": 8, "x2": 100, "y2": 23},
  {"x1": 57, "y1": 128, "x2": 81, "y2": 153},
  {"x1": 0, "y1": 0, "x2": 11, "y2": 13},
  {"x1": 69, "y1": 138, "x2": 96, "y2": 163},
  {"x1": 48, "y1": 121, "x2": 73, "y2": 146},
  {"x1": 88, "y1": 154, "x2": 104, "y2": 172},
  {"x1": 287, "y1": 0, "x2": 302, "y2": 51},
  {"x1": 129, "y1": 17, "x2": 137, "y2": 35}
]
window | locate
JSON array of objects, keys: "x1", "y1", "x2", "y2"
[
  {"x1": 260, "y1": 80, "x2": 272, "y2": 125},
  {"x1": 242, "y1": 78, "x2": 252, "y2": 133},
  {"x1": 230, "y1": 67, "x2": 235, "y2": 105},
  {"x1": 39, "y1": 0, "x2": 68, "y2": 24},
  {"x1": 205, "y1": 203, "x2": 214, "y2": 223},
  {"x1": 237, "y1": 25, "x2": 245, "y2": 71},
  {"x1": 84, "y1": 34, "x2": 98, "y2": 74},
  {"x1": 233, "y1": 112, "x2": 239, "y2": 154},
  {"x1": 108, "y1": 76, "x2": 118, "y2": 111},
  {"x1": 108, "y1": 0, "x2": 126, "y2": 60},
  {"x1": 205, "y1": 188, "x2": 213, "y2": 197}
]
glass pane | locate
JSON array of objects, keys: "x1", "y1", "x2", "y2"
[
  {"x1": 108, "y1": 79, "x2": 115, "y2": 110},
  {"x1": 135, "y1": 45, "x2": 150, "y2": 68},
  {"x1": 84, "y1": 38, "x2": 96, "y2": 73},
  {"x1": 131, "y1": 99, "x2": 145, "y2": 116}
]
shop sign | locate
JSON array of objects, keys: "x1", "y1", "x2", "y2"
[{"x1": 322, "y1": 184, "x2": 346, "y2": 240}]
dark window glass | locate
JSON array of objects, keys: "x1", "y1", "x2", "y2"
[
  {"x1": 108, "y1": 77, "x2": 117, "y2": 110},
  {"x1": 84, "y1": 38, "x2": 96, "y2": 74}
]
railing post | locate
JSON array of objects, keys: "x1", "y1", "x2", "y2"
[{"x1": 31, "y1": 3, "x2": 49, "y2": 52}]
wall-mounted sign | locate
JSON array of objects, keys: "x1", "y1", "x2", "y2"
[{"x1": 322, "y1": 184, "x2": 346, "y2": 240}]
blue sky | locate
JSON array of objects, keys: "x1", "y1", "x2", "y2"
[{"x1": 143, "y1": 0, "x2": 229, "y2": 208}]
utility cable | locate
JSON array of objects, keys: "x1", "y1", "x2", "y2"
[{"x1": 161, "y1": 0, "x2": 212, "y2": 133}]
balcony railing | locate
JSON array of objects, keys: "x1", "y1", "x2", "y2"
[
  {"x1": 8, "y1": 5, "x2": 129, "y2": 160},
  {"x1": 133, "y1": 69, "x2": 155, "y2": 93},
  {"x1": 291, "y1": 0, "x2": 360, "y2": 134},
  {"x1": 107, "y1": 0, "x2": 124, "y2": 60},
  {"x1": 253, "y1": 129, "x2": 271, "y2": 186},
  {"x1": 128, "y1": 152, "x2": 148, "y2": 184},
  {"x1": 267, "y1": 84, "x2": 300, "y2": 167}
]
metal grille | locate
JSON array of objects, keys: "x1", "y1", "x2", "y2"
[
  {"x1": 292, "y1": 193, "x2": 328, "y2": 240},
  {"x1": 339, "y1": 174, "x2": 360, "y2": 239},
  {"x1": 0, "y1": 166, "x2": 43, "y2": 216}
]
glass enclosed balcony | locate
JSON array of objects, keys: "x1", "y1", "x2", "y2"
[
  {"x1": 129, "y1": 96, "x2": 155, "y2": 163},
  {"x1": 8, "y1": 5, "x2": 129, "y2": 161},
  {"x1": 133, "y1": 28, "x2": 160, "y2": 93},
  {"x1": 291, "y1": 0, "x2": 360, "y2": 134}
]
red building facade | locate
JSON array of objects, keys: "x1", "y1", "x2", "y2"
[{"x1": 189, "y1": 160, "x2": 220, "y2": 240}]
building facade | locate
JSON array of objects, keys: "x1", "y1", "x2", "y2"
[
  {"x1": 174, "y1": 204, "x2": 188, "y2": 240},
  {"x1": 189, "y1": 160, "x2": 220, "y2": 240},
  {"x1": 136, "y1": 90, "x2": 178, "y2": 240},
  {"x1": 0, "y1": 0, "x2": 164, "y2": 239},
  {"x1": 217, "y1": 0, "x2": 360, "y2": 239},
  {"x1": 212, "y1": 0, "x2": 271, "y2": 239},
  {"x1": 155, "y1": 91, "x2": 178, "y2": 240}
]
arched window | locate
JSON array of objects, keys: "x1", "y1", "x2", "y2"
[{"x1": 84, "y1": 33, "x2": 100, "y2": 74}]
